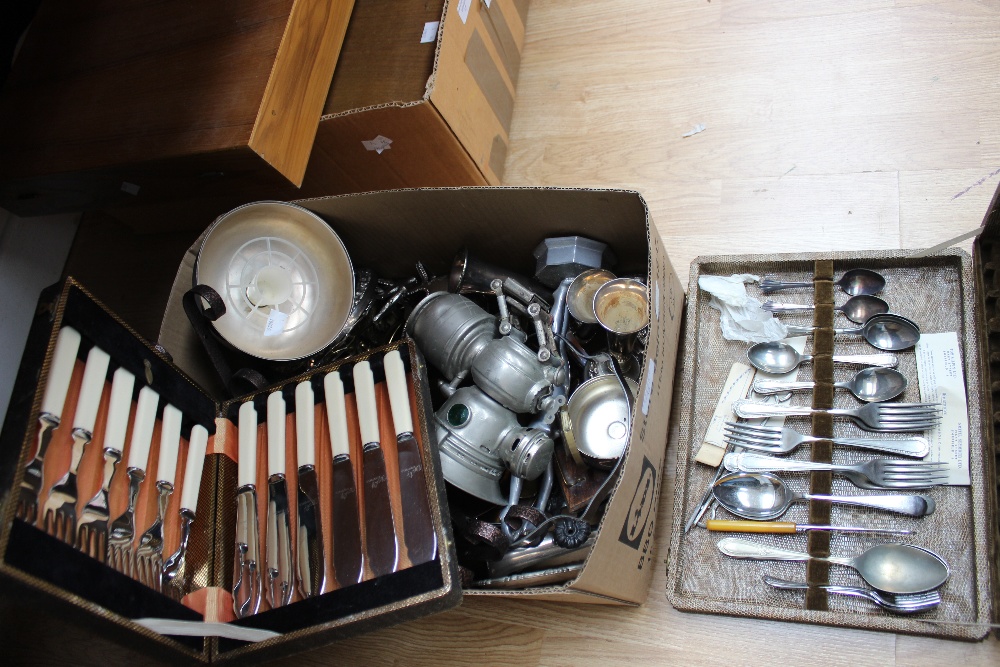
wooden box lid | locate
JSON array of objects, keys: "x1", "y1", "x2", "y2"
[{"x1": 0, "y1": 0, "x2": 354, "y2": 188}]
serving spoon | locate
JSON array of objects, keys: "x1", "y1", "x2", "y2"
[
  {"x1": 718, "y1": 537, "x2": 949, "y2": 594},
  {"x1": 752, "y1": 366, "x2": 907, "y2": 402},
  {"x1": 746, "y1": 340, "x2": 898, "y2": 374},
  {"x1": 760, "y1": 269, "x2": 887, "y2": 296},
  {"x1": 712, "y1": 471, "x2": 936, "y2": 519},
  {"x1": 784, "y1": 313, "x2": 921, "y2": 351},
  {"x1": 762, "y1": 295, "x2": 889, "y2": 324}
]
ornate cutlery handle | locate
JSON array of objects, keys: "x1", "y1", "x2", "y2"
[
  {"x1": 785, "y1": 324, "x2": 863, "y2": 336},
  {"x1": 759, "y1": 279, "x2": 812, "y2": 293},
  {"x1": 717, "y1": 537, "x2": 810, "y2": 562},
  {"x1": 753, "y1": 379, "x2": 816, "y2": 394},
  {"x1": 830, "y1": 353, "x2": 898, "y2": 367},
  {"x1": 761, "y1": 301, "x2": 814, "y2": 314},
  {"x1": 732, "y1": 399, "x2": 815, "y2": 419},
  {"x1": 828, "y1": 435, "x2": 929, "y2": 458},
  {"x1": 726, "y1": 452, "x2": 845, "y2": 474}
]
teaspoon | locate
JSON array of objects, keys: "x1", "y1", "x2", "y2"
[
  {"x1": 760, "y1": 269, "x2": 887, "y2": 296},
  {"x1": 762, "y1": 295, "x2": 889, "y2": 324},
  {"x1": 784, "y1": 313, "x2": 921, "y2": 351},
  {"x1": 718, "y1": 537, "x2": 949, "y2": 595},
  {"x1": 753, "y1": 366, "x2": 907, "y2": 402},
  {"x1": 712, "y1": 471, "x2": 936, "y2": 519},
  {"x1": 746, "y1": 340, "x2": 898, "y2": 374}
]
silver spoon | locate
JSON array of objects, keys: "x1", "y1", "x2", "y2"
[
  {"x1": 746, "y1": 340, "x2": 898, "y2": 374},
  {"x1": 712, "y1": 471, "x2": 936, "y2": 519},
  {"x1": 752, "y1": 366, "x2": 907, "y2": 402},
  {"x1": 784, "y1": 313, "x2": 921, "y2": 351},
  {"x1": 718, "y1": 537, "x2": 949, "y2": 594},
  {"x1": 760, "y1": 269, "x2": 886, "y2": 296},
  {"x1": 762, "y1": 295, "x2": 889, "y2": 324}
]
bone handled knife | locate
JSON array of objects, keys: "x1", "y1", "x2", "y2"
[
  {"x1": 295, "y1": 380, "x2": 326, "y2": 598},
  {"x1": 324, "y1": 371, "x2": 363, "y2": 588},
  {"x1": 265, "y1": 390, "x2": 294, "y2": 607},
  {"x1": 97, "y1": 368, "x2": 135, "y2": 490},
  {"x1": 383, "y1": 350, "x2": 437, "y2": 565},
  {"x1": 233, "y1": 401, "x2": 262, "y2": 619},
  {"x1": 17, "y1": 326, "x2": 82, "y2": 523},
  {"x1": 354, "y1": 361, "x2": 399, "y2": 577}
]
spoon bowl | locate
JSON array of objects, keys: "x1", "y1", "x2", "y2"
[
  {"x1": 712, "y1": 471, "x2": 935, "y2": 519},
  {"x1": 837, "y1": 295, "x2": 889, "y2": 323},
  {"x1": 859, "y1": 313, "x2": 921, "y2": 351},
  {"x1": 835, "y1": 269, "x2": 887, "y2": 296},
  {"x1": 843, "y1": 366, "x2": 908, "y2": 402}
]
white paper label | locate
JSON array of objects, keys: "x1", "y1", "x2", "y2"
[
  {"x1": 916, "y1": 332, "x2": 970, "y2": 485},
  {"x1": 264, "y1": 309, "x2": 289, "y2": 337},
  {"x1": 457, "y1": 0, "x2": 472, "y2": 23},
  {"x1": 421, "y1": 21, "x2": 439, "y2": 43},
  {"x1": 362, "y1": 135, "x2": 393, "y2": 154},
  {"x1": 641, "y1": 359, "x2": 655, "y2": 416}
]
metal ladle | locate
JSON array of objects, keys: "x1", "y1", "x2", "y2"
[
  {"x1": 718, "y1": 537, "x2": 949, "y2": 595},
  {"x1": 752, "y1": 366, "x2": 907, "y2": 402},
  {"x1": 762, "y1": 295, "x2": 889, "y2": 324},
  {"x1": 760, "y1": 269, "x2": 887, "y2": 296},
  {"x1": 784, "y1": 313, "x2": 921, "y2": 351},
  {"x1": 746, "y1": 340, "x2": 898, "y2": 374},
  {"x1": 712, "y1": 471, "x2": 936, "y2": 519}
]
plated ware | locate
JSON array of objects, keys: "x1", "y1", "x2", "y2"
[
  {"x1": 233, "y1": 400, "x2": 262, "y2": 618},
  {"x1": 162, "y1": 424, "x2": 209, "y2": 599},
  {"x1": 325, "y1": 371, "x2": 364, "y2": 588},
  {"x1": 784, "y1": 313, "x2": 920, "y2": 351},
  {"x1": 135, "y1": 404, "x2": 182, "y2": 587},
  {"x1": 746, "y1": 340, "x2": 897, "y2": 374},
  {"x1": 762, "y1": 294, "x2": 888, "y2": 323},
  {"x1": 732, "y1": 399, "x2": 942, "y2": 432},
  {"x1": 721, "y1": 422, "x2": 929, "y2": 458},
  {"x1": 265, "y1": 390, "x2": 294, "y2": 607},
  {"x1": 723, "y1": 452, "x2": 949, "y2": 490},
  {"x1": 704, "y1": 519, "x2": 912, "y2": 536},
  {"x1": 751, "y1": 366, "x2": 907, "y2": 403},
  {"x1": 760, "y1": 268, "x2": 886, "y2": 296},
  {"x1": 763, "y1": 576, "x2": 942, "y2": 613},
  {"x1": 295, "y1": 380, "x2": 326, "y2": 597}
]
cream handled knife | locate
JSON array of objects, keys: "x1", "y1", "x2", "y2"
[
  {"x1": 355, "y1": 361, "x2": 399, "y2": 577},
  {"x1": 134, "y1": 403, "x2": 182, "y2": 587},
  {"x1": 17, "y1": 325, "x2": 82, "y2": 523},
  {"x1": 384, "y1": 350, "x2": 437, "y2": 565},
  {"x1": 324, "y1": 371, "x2": 363, "y2": 588},
  {"x1": 265, "y1": 390, "x2": 294, "y2": 607},
  {"x1": 233, "y1": 401, "x2": 262, "y2": 619},
  {"x1": 295, "y1": 380, "x2": 326, "y2": 597}
]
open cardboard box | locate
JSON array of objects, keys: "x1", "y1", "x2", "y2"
[{"x1": 0, "y1": 187, "x2": 684, "y2": 663}]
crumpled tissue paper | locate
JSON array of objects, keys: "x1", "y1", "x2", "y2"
[{"x1": 698, "y1": 274, "x2": 788, "y2": 343}]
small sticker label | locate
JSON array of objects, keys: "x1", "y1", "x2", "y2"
[
  {"x1": 264, "y1": 309, "x2": 289, "y2": 337},
  {"x1": 362, "y1": 135, "x2": 393, "y2": 154},
  {"x1": 420, "y1": 21, "x2": 439, "y2": 43},
  {"x1": 641, "y1": 359, "x2": 655, "y2": 416},
  {"x1": 121, "y1": 182, "x2": 140, "y2": 196},
  {"x1": 457, "y1": 0, "x2": 472, "y2": 23},
  {"x1": 654, "y1": 280, "x2": 660, "y2": 320}
]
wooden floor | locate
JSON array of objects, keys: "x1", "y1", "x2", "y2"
[
  {"x1": 8, "y1": 1, "x2": 999, "y2": 665},
  {"x1": 306, "y1": 1, "x2": 1000, "y2": 666}
]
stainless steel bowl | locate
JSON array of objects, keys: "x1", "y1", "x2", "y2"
[
  {"x1": 565, "y1": 374, "x2": 639, "y2": 469},
  {"x1": 194, "y1": 201, "x2": 354, "y2": 361}
]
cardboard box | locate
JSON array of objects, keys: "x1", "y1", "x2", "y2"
[
  {"x1": 0, "y1": 187, "x2": 683, "y2": 663},
  {"x1": 0, "y1": 0, "x2": 531, "y2": 233},
  {"x1": 158, "y1": 187, "x2": 685, "y2": 605}
]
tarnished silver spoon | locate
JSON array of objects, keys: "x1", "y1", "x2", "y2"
[
  {"x1": 760, "y1": 269, "x2": 886, "y2": 296},
  {"x1": 785, "y1": 313, "x2": 921, "y2": 351},
  {"x1": 762, "y1": 294, "x2": 889, "y2": 324},
  {"x1": 752, "y1": 366, "x2": 907, "y2": 402},
  {"x1": 746, "y1": 340, "x2": 898, "y2": 374}
]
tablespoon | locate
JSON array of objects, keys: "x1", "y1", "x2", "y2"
[
  {"x1": 746, "y1": 341, "x2": 898, "y2": 374},
  {"x1": 762, "y1": 576, "x2": 942, "y2": 613},
  {"x1": 760, "y1": 269, "x2": 886, "y2": 296},
  {"x1": 712, "y1": 471, "x2": 936, "y2": 518},
  {"x1": 753, "y1": 366, "x2": 907, "y2": 403},
  {"x1": 784, "y1": 313, "x2": 920, "y2": 351},
  {"x1": 717, "y1": 537, "x2": 950, "y2": 594},
  {"x1": 762, "y1": 295, "x2": 889, "y2": 324}
]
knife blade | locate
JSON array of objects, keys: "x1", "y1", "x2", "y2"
[
  {"x1": 383, "y1": 349, "x2": 437, "y2": 566},
  {"x1": 294, "y1": 380, "x2": 326, "y2": 597},
  {"x1": 233, "y1": 400, "x2": 261, "y2": 619},
  {"x1": 265, "y1": 390, "x2": 293, "y2": 607},
  {"x1": 354, "y1": 360, "x2": 399, "y2": 577},
  {"x1": 324, "y1": 371, "x2": 363, "y2": 588}
]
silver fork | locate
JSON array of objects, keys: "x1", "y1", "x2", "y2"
[
  {"x1": 722, "y1": 422, "x2": 930, "y2": 458},
  {"x1": 78, "y1": 367, "x2": 135, "y2": 561},
  {"x1": 41, "y1": 346, "x2": 111, "y2": 543},
  {"x1": 162, "y1": 424, "x2": 209, "y2": 600},
  {"x1": 16, "y1": 326, "x2": 81, "y2": 526},
  {"x1": 763, "y1": 576, "x2": 942, "y2": 614},
  {"x1": 135, "y1": 404, "x2": 182, "y2": 590},
  {"x1": 108, "y1": 386, "x2": 158, "y2": 575},
  {"x1": 732, "y1": 399, "x2": 943, "y2": 432},
  {"x1": 724, "y1": 452, "x2": 949, "y2": 489}
]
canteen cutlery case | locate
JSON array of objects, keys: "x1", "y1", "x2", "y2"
[
  {"x1": 665, "y1": 182, "x2": 1000, "y2": 639},
  {"x1": 0, "y1": 187, "x2": 685, "y2": 662}
]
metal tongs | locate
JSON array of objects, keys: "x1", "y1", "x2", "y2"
[{"x1": 233, "y1": 401, "x2": 262, "y2": 618}]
